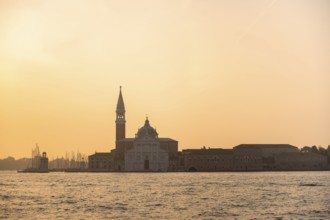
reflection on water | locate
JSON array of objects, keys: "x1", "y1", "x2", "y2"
[{"x1": 0, "y1": 171, "x2": 329, "y2": 219}]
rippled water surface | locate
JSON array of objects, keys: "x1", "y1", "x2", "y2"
[{"x1": 0, "y1": 171, "x2": 329, "y2": 219}]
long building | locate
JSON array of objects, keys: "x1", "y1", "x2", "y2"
[
  {"x1": 233, "y1": 144, "x2": 299, "y2": 171},
  {"x1": 177, "y1": 144, "x2": 328, "y2": 172},
  {"x1": 182, "y1": 148, "x2": 233, "y2": 171}
]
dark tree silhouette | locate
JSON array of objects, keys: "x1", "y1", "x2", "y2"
[
  {"x1": 311, "y1": 145, "x2": 318, "y2": 153},
  {"x1": 301, "y1": 146, "x2": 311, "y2": 153}
]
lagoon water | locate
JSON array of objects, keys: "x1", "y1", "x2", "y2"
[{"x1": 0, "y1": 171, "x2": 329, "y2": 219}]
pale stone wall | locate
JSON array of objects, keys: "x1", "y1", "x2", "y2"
[{"x1": 125, "y1": 137, "x2": 169, "y2": 171}]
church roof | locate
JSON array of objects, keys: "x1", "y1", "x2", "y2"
[
  {"x1": 116, "y1": 86, "x2": 125, "y2": 113},
  {"x1": 136, "y1": 117, "x2": 158, "y2": 138},
  {"x1": 117, "y1": 137, "x2": 177, "y2": 142},
  {"x1": 158, "y1": 138, "x2": 178, "y2": 142},
  {"x1": 115, "y1": 117, "x2": 177, "y2": 142}
]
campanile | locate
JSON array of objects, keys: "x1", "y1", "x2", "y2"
[{"x1": 116, "y1": 86, "x2": 126, "y2": 141}]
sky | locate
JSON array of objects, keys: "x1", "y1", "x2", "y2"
[{"x1": 0, "y1": 0, "x2": 329, "y2": 159}]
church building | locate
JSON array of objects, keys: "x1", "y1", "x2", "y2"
[{"x1": 112, "y1": 87, "x2": 178, "y2": 171}]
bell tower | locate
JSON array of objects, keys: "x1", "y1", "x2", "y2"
[{"x1": 116, "y1": 86, "x2": 126, "y2": 142}]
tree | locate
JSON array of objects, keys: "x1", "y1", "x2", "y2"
[
  {"x1": 311, "y1": 145, "x2": 318, "y2": 153},
  {"x1": 301, "y1": 146, "x2": 311, "y2": 153},
  {"x1": 318, "y1": 146, "x2": 327, "y2": 155}
]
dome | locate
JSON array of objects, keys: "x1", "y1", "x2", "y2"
[{"x1": 136, "y1": 117, "x2": 158, "y2": 138}]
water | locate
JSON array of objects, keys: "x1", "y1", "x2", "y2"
[{"x1": 0, "y1": 171, "x2": 329, "y2": 219}]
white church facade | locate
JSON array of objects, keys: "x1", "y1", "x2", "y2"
[{"x1": 124, "y1": 118, "x2": 170, "y2": 171}]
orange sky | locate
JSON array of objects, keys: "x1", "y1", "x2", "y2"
[{"x1": 0, "y1": 0, "x2": 329, "y2": 159}]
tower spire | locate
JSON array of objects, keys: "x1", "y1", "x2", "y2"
[
  {"x1": 116, "y1": 86, "x2": 126, "y2": 141},
  {"x1": 116, "y1": 86, "x2": 125, "y2": 113}
]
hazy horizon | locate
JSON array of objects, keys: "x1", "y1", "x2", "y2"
[{"x1": 1, "y1": 0, "x2": 329, "y2": 159}]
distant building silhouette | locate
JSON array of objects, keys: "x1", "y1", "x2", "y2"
[{"x1": 39, "y1": 152, "x2": 48, "y2": 171}]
